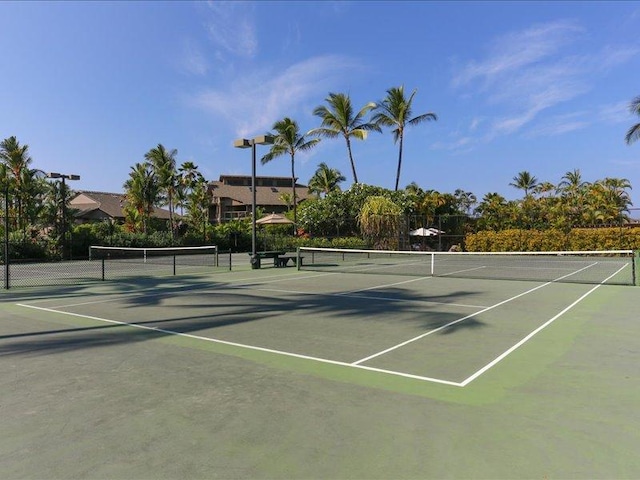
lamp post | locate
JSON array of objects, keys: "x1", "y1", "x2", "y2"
[
  {"x1": 47, "y1": 172, "x2": 80, "y2": 260},
  {"x1": 233, "y1": 135, "x2": 274, "y2": 269}
]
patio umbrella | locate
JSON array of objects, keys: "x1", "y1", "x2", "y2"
[
  {"x1": 409, "y1": 227, "x2": 439, "y2": 237},
  {"x1": 255, "y1": 213, "x2": 294, "y2": 225}
]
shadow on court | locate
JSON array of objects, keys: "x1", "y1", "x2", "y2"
[{"x1": 0, "y1": 278, "x2": 488, "y2": 360}]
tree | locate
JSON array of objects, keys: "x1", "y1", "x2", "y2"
[
  {"x1": 509, "y1": 171, "x2": 538, "y2": 197},
  {"x1": 0, "y1": 136, "x2": 33, "y2": 231},
  {"x1": 453, "y1": 189, "x2": 477, "y2": 215},
  {"x1": 145, "y1": 144, "x2": 178, "y2": 240},
  {"x1": 557, "y1": 169, "x2": 589, "y2": 226},
  {"x1": 261, "y1": 117, "x2": 320, "y2": 229},
  {"x1": 358, "y1": 195, "x2": 402, "y2": 249},
  {"x1": 308, "y1": 162, "x2": 346, "y2": 197},
  {"x1": 371, "y1": 86, "x2": 437, "y2": 191},
  {"x1": 475, "y1": 192, "x2": 510, "y2": 231},
  {"x1": 178, "y1": 161, "x2": 204, "y2": 215},
  {"x1": 186, "y1": 177, "x2": 211, "y2": 242},
  {"x1": 625, "y1": 95, "x2": 640, "y2": 145},
  {"x1": 310, "y1": 92, "x2": 380, "y2": 184},
  {"x1": 123, "y1": 162, "x2": 159, "y2": 234}
]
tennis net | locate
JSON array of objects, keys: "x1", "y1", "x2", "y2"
[
  {"x1": 89, "y1": 245, "x2": 219, "y2": 268},
  {"x1": 297, "y1": 247, "x2": 637, "y2": 286}
]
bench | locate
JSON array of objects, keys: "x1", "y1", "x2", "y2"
[
  {"x1": 274, "y1": 255, "x2": 304, "y2": 267},
  {"x1": 249, "y1": 251, "x2": 286, "y2": 268}
]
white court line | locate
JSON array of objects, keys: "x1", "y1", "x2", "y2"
[
  {"x1": 15, "y1": 303, "x2": 463, "y2": 387},
  {"x1": 15, "y1": 261, "x2": 626, "y2": 388},
  {"x1": 351, "y1": 262, "x2": 601, "y2": 366},
  {"x1": 459, "y1": 263, "x2": 629, "y2": 386}
]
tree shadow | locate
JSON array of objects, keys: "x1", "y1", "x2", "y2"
[{"x1": 0, "y1": 277, "x2": 490, "y2": 358}]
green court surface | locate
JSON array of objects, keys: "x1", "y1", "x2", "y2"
[{"x1": 1, "y1": 266, "x2": 639, "y2": 479}]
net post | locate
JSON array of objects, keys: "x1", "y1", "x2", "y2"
[
  {"x1": 296, "y1": 247, "x2": 301, "y2": 271},
  {"x1": 215, "y1": 246, "x2": 219, "y2": 267},
  {"x1": 229, "y1": 249, "x2": 232, "y2": 271},
  {"x1": 101, "y1": 258, "x2": 105, "y2": 281},
  {"x1": 633, "y1": 250, "x2": 637, "y2": 286},
  {"x1": 430, "y1": 253, "x2": 435, "y2": 276},
  {"x1": 173, "y1": 255, "x2": 176, "y2": 275},
  {"x1": 144, "y1": 249, "x2": 147, "y2": 263}
]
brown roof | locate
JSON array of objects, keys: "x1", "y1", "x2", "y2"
[
  {"x1": 70, "y1": 191, "x2": 172, "y2": 220},
  {"x1": 209, "y1": 177, "x2": 313, "y2": 206}
]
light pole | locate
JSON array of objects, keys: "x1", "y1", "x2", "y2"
[
  {"x1": 47, "y1": 172, "x2": 80, "y2": 260},
  {"x1": 233, "y1": 135, "x2": 274, "y2": 269}
]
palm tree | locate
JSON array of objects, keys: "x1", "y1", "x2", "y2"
[
  {"x1": 310, "y1": 92, "x2": 380, "y2": 184},
  {"x1": 371, "y1": 86, "x2": 437, "y2": 191},
  {"x1": 358, "y1": 195, "x2": 402, "y2": 250},
  {"x1": 557, "y1": 169, "x2": 588, "y2": 195},
  {"x1": 598, "y1": 177, "x2": 633, "y2": 223},
  {"x1": 0, "y1": 136, "x2": 33, "y2": 230},
  {"x1": 557, "y1": 169, "x2": 589, "y2": 226},
  {"x1": 509, "y1": 171, "x2": 538, "y2": 197},
  {"x1": 178, "y1": 161, "x2": 204, "y2": 215},
  {"x1": 123, "y1": 162, "x2": 159, "y2": 234},
  {"x1": 308, "y1": 162, "x2": 346, "y2": 197},
  {"x1": 453, "y1": 189, "x2": 477, "y2": 215},
  {"x1": 186, "y1": 178, "x2": 211, "y2": 242},
  {"x1": 475, "y1": 192, "x2": 509, "y2": 231},
  {"x1": 261, "y1": 117, "x2": 320, "y2": 229},
  {"x1": 625, "y1": 95, "x2": 640, "y2": 145},
  {"x1": 145, "y1": 144, "x2": 178, "y2": 240}
]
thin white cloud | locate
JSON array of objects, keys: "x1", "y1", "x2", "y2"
[
  {"x1": 452, "y1": 20, "x2": 583, "y2": 89},
  {"x1": 180, "y1": 39, "x2": 209, "y2": 76},
  {"x1": 469, "y1": 117, "x2": 483, "y2": 131},
  {"x1": 205, "y1": 1, "x2": 258, "y2": 58},
  {"x1": 448, "y1": 19, "x2": 639, "y2": 150},
  {"x1": 598, "y1": 100, "x2": 633, "y2": 124},
  {"x1": 525, "y1": 111, "x2": 590, "y2": 138},
  {"x1": 594, "y1": 45, "x2": 640, "y2": 71},
  {"x1": 187, "y1": 54, "x2": 364, "y2": 136}
]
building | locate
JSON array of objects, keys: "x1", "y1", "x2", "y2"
[
  {"x1": 208, "y1": 175, "x2": 314, "y2": 224},
  {"x1": 69, "y1": 191, "x2": 172, "y2": 223}
]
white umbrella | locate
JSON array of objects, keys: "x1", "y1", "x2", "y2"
[
  {"x1": 409, "y1": 227, "x2": 439, "y2": 237},
  {"x1": 255, "y1": 213, "x2": 294, "y2": 225}
]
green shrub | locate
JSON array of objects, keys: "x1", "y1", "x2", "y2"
[{"x1": 465, "y1": 227, "x2": 640, "y2": 252}]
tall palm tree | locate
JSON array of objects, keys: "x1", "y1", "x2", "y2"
[
  {"x1": 598, "y1": 177, "x2": 633, "y2": 222},
  {"x1": 123, "y1": 162, "x2": 159, "y2": 234},
  {"x1": 186, "y1": 177, "x2": 211, "y2": 242},
  {"x1": 308, "y1": 162, "x2": 346, "y2": 197},
  {"x1": 310, "y1": 92, "x2": 380, "y2": 184},
  {"x1": 145, "y1": 144, "x2": 178, "y2": 240},
  {"x1": 557, "y1": 169, "x2": 589, "y2": 226},
  {"x1": 509, "y1": 171, "x2": 538, "y2": 197},
  {"x1": 625, "y1": 95, "x2": 640, "y2": 145},
  {"x1": 371, "y1": 86, "x2": 437, "y2": 191},
  {"x1": 453, "y1": 189, "x2": 477, "y2": 215},
  {"x1": 0, "y1": 136, "x2": 33, "y2": 230},
  {"x1": 261, "y1": 117, "x2": 320, "y2": 229},
  {"x1": 178, "y1": 161, "x2": 204, "y2": 215},
  {"x1": 557, "y1": 169, "x2": 588, "y2": 195}
]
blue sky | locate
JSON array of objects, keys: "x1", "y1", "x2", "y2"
[{"x1": 2, "y1": 1, "x2": 640, "y2": 207}]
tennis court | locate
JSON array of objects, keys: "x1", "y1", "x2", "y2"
[{"x1": 1, "y1": 249, "x2": 639, "y2": 478}]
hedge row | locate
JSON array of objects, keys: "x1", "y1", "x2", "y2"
[{"x1": 465, "y1": 227, "x2": 640, "y2": 252}]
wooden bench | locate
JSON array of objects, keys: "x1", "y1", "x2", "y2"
[{"x1": 249, "y1": 251, "x2": 286, "y2": 268}]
